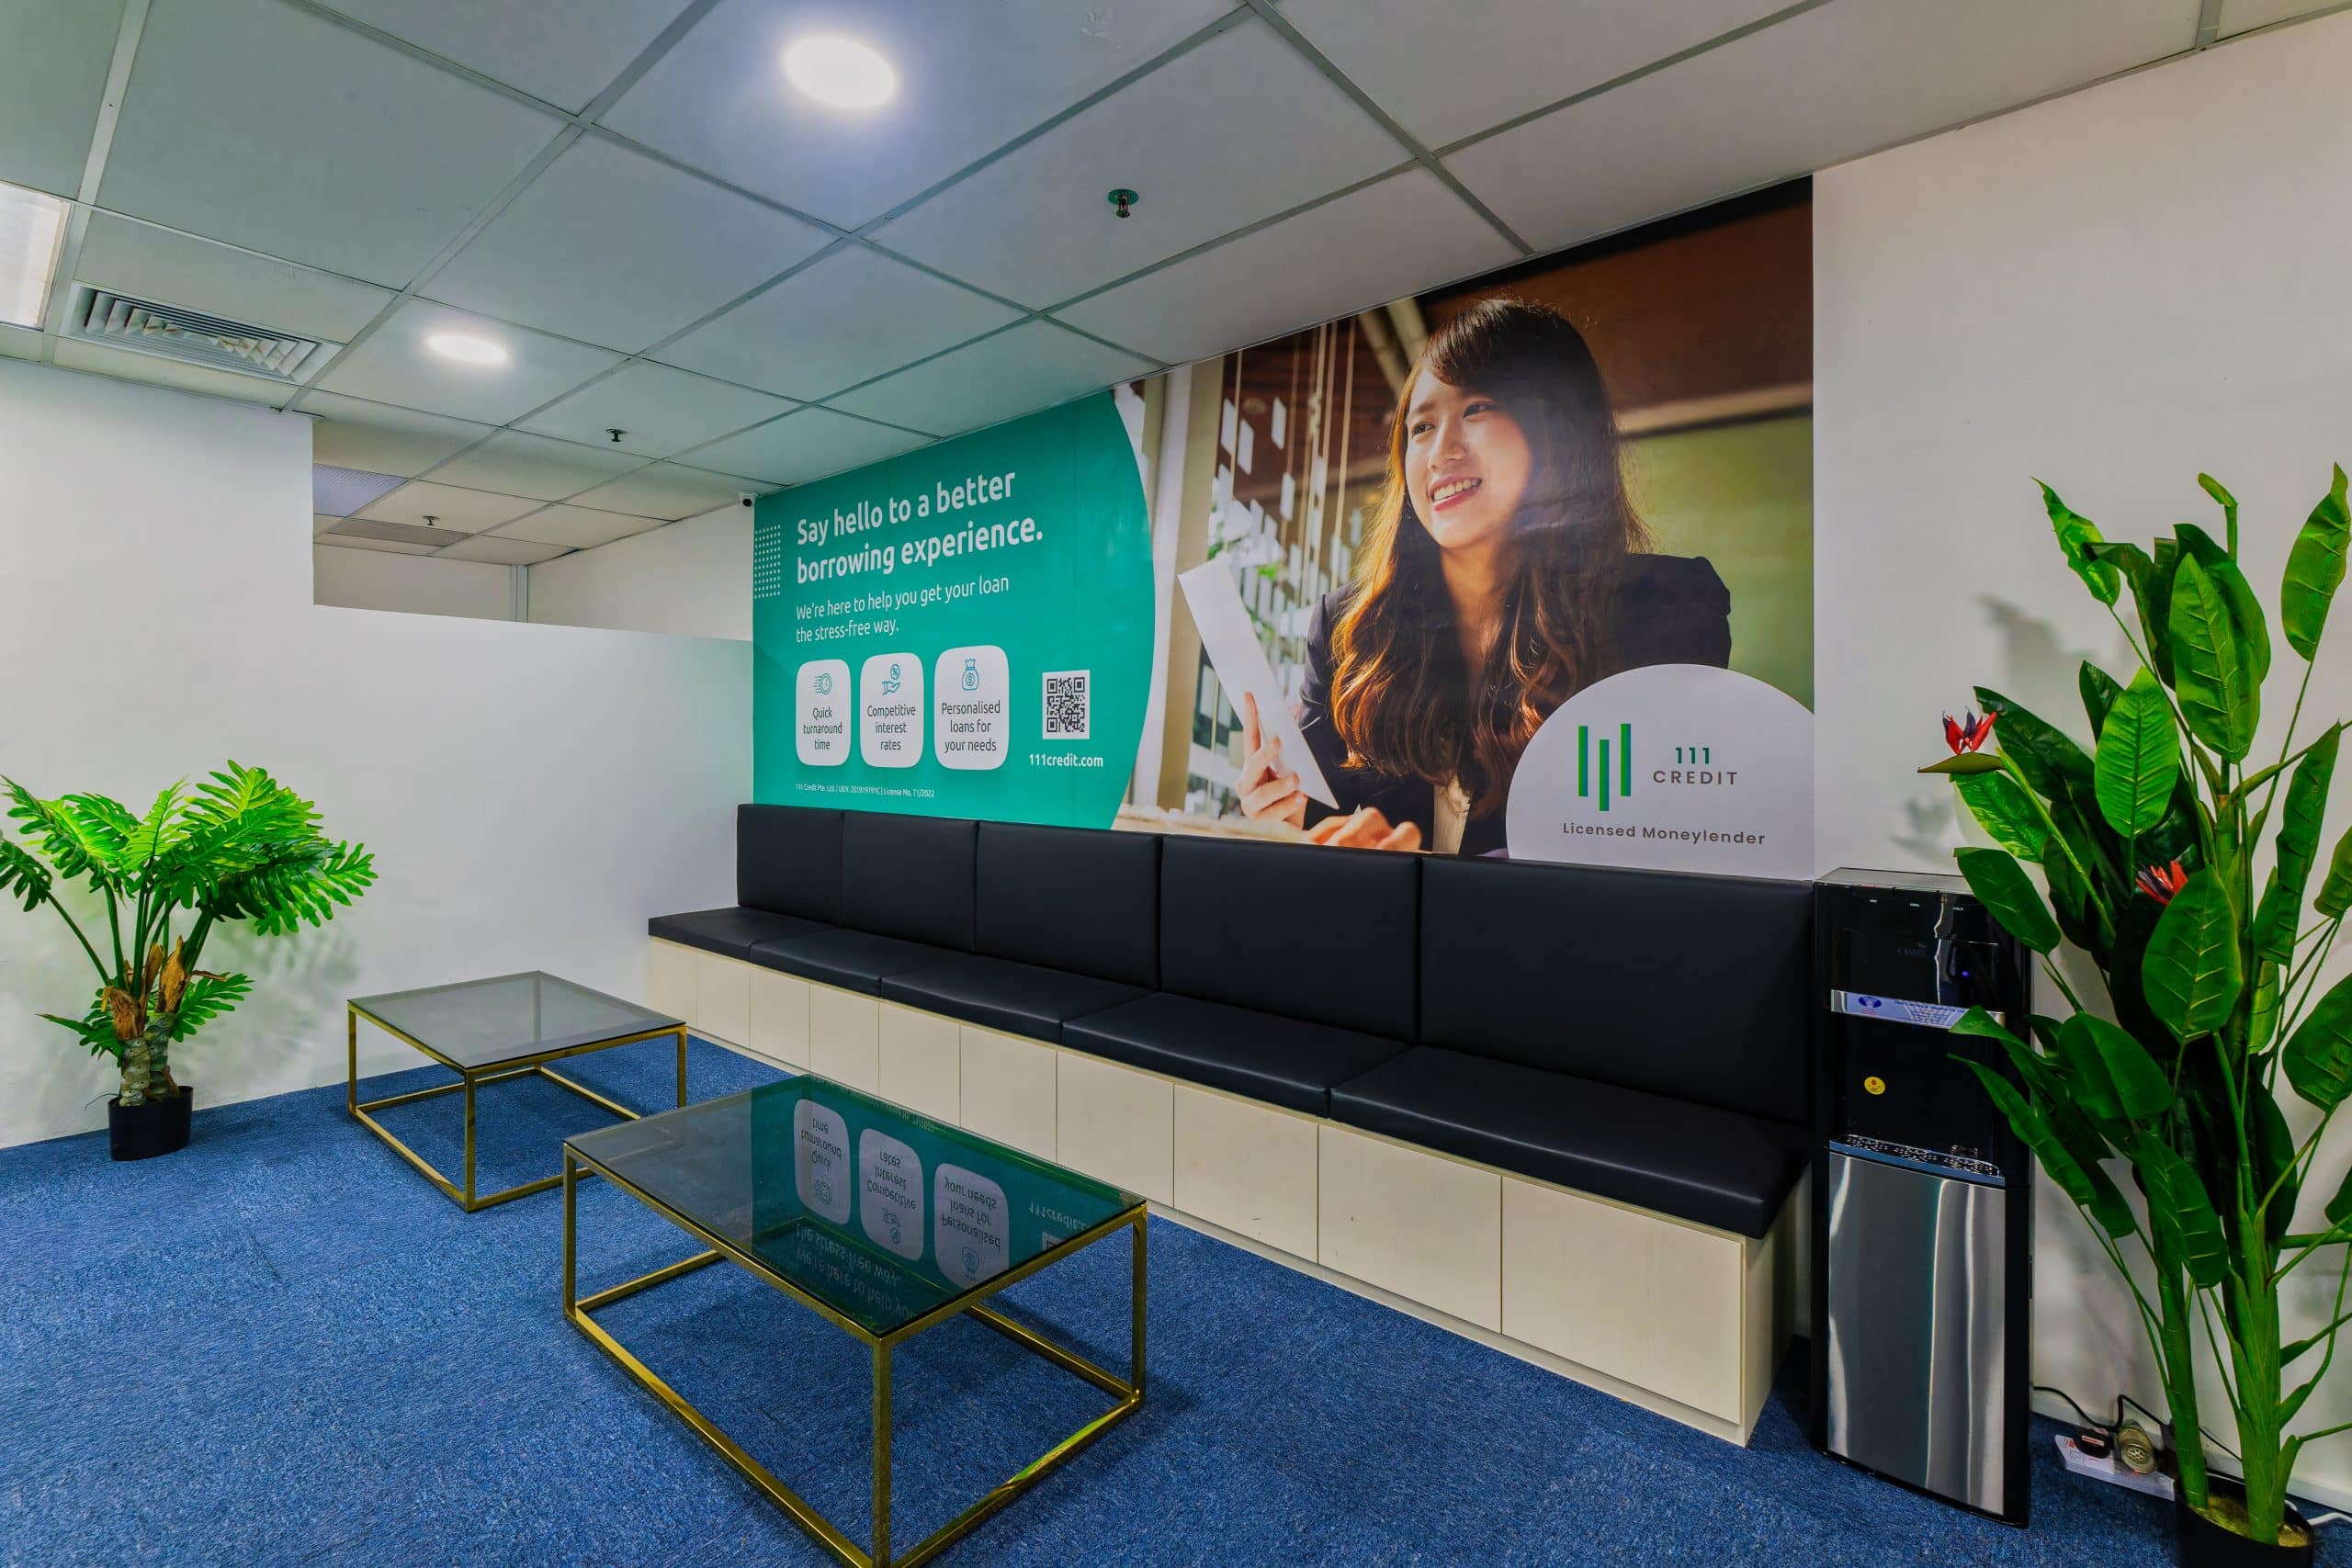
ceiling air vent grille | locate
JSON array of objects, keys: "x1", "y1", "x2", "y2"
[{"x1": 68, "y1": 287, "x2": 336, "y2": 382}]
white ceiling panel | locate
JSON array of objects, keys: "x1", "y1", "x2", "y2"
[
  {"x1": 436, "y1": 533, "x2": 571, "y2": 563},
  {"x1": 599, "y1": 0, "x2": 1235, "y2": 229},
  {"x1": 878, "y1": 20, "x2": 1405, "y2": 309},
  {"x1": 517, "y1": 360, "x2": 794, "y2": 457},
  {"x1": 1278, "y1": 0, "x2": 1793, "y2": 150},
  {"x1": 99, "y1": 0, "x2": 563, "y2": 288},
  {"x1": 75, "y1": 214, "x2": 394, "y2": 343},
  {"x1": 495, "y1": 503, "x2": 664, "y2": 549},
  {"x1": 302, "y1": 391, "x2": 496, "y2": 476},
  {"x1": 2222, "y1": 0, "x2": 2338, "y2": 35},
  {"x1": 0, "y1": 325, "x2": 44, "y2": 362},
  {"x1": 52, "y1": 338, "x2": 288, "y2": 405},
  {"x1": 568, "y1": 461, "x2": 752, "y2": 520},
  {"x1": 655, "y1": 244, "x2": 1020, "y2": 400},
  {"x1": 1446, "y1": 0, "x2": 2199, "y2": 256},
  {"x1": 311, "y1": 299, "x2": 622, "y2": 425},
  {"x1": 0, "y1": 0, "x2": 125, "y2": 197},
  {"x1": 320, "y1": 0, "x2": 698, "y2": 112},
  {"x1": 357, "y1": 479, "x2": 539, "y2": 532},
  {"x1": 684, "y1": 406, "x2": 929, "y2": 486},
  {"x1": 429, "y1": 429, "x2": 647, "y2": 500},
  {"x1": 1057, "y1": 170, "x2": 1520, "y2": 366},
  {"x1": 829, "y1": 321, "x2": 1156, "y2": 437},
  {"x1": 425, "y1": 136, "x2": 831, "y2": 351}
]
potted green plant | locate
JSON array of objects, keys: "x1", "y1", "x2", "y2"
[
  {"x1": 1923, "y1": 468, "x2": 2352, "y2": 1562},
  {"x1": 0, "y1": 762, "x2": 376, "y2": 1159}
]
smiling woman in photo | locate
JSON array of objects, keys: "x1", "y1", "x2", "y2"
[{"x1": 1234, "y1": 297, "x2": 1732, "y2": 856}]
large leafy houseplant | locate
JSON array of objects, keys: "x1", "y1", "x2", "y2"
[
  {"x1": 1926, "y1": 467, "x2": 2352, "y2": 1550},
  {"x1": 0, "y1": 762, "x2": 375, "y2": 1120}
]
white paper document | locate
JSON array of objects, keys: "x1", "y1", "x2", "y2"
[{"x1": 1178, "y1": 560, "x2": 1339, "y2": 808}]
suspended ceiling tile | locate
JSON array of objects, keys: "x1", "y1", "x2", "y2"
[
  {"x1": 52, "y1": 337, "x2": 289, "y2": 405},
  {"x1": 311, "y1": 299, "x2": 622, "y2": 425},
  {"x1": 656, "y1": 244, "x2": 1020, "y2": 400},
  {"x1": 438, "y1": 533, "x2": 571, "y2": 563},
  {"x1": 828, "y1": 321, "x2": 1155, "y2": 438},
  {"x1": 75, "y1": 214, "x2": 394, "y2": 344},
  {"x1": 0, "y1": 0, "x2": 125, "y2": 197},
  {"x1": 515, "y1": 359, "x2": 793, "y2": 457},
  {"x1": 98, "y1": 0, "x2": 561, "y2": 288},
  {"x1": 567, "y1": 460, "x2": 750, "y2": 521},
  {"x1": 1279, "y1": 0, "x2": 1794, "y2": 150},
  {"x1": 878, "y1": 20, "x2": 1404, "y2": 310},
  {"x1": 1057, "y1": 170, "x2": 1521, "y2": 366},
  {"x1": 356, "y1": 478, "x2": 539, "y2": 532},
  {"x1": 429, "y1": 428, "x2": 646, "y2": 501},
  {"x1": 2221, "y1": 0, "x2": 2339, "y2": 34},
  {"x1": 495, "y1": 503, "x2": 663, "y2": 549},
  {"x1": 316, "y1": 533, "x2": 441, "y2": 554},
  {"x1": 1445, "y1": 0, "x2": 2199, "y2": 256},
  {"x1": 426, "y1": 136, "x2": 831, "y2": 352},
  {"x1": 300, "y1": 390, "x2": 496, "y2": 475},
  {"x1": 319, "y1": 0, "x2": 699, "y2": 112},
  {"x1": 599, "y1": 0, "x2": 1234, "y2": 229},
  {"x1": 683, "y1": 406, "x2": 930, "y2": 486}
]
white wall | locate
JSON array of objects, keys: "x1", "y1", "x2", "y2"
[
  {"x1": 0, "y1": 361, "x2": 748, "y2": 1148},
  {"x1": 312, "y1": 543, "x2": 515, "y2": 621},
  {"x1": 528, "y1": 506, "x2": 750, "y2": 639},
  {"x1": 1817, "y1": 12, "x2": 2352, "y2": 1499}
]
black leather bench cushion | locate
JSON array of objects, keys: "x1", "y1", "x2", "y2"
[
  {"x1": 1419, "y1": 857, "x2": 1812, "y2": 1124},
  {"x1": 739, "y1": 804, "x2": 844, "y2": 922},
  {"x1": 976, "y1": 822, "x2": 1159, "y2": 988},
  {"x1": 1329, "y1": 1047, "x2": 1809, "y2": 1237},
  {"x1": 1159, "y1": 835, "x2": 1418, "y2": 1041},
  {"x1": 880, "y1": 955, "x2": 1147, "y2": 1043},
  {"x1": 840, "y1": 813, "x2": 977, "y2": 951},
  {"x1": 1063, "y1": 993, "x2": 1407, "y2": 1116},
  {"x1": 750, "y1": 928, "x2": 957, "y2": 993},
  {"x1": 650, "y1": 907, "x2": 832, "y2": 961}
]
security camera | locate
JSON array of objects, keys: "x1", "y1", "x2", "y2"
[{"x1": 739, "y1": 491, "x2": 756, "y2": 508}]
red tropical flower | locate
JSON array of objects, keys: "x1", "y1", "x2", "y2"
[
  {"x1": 1945, "y1": 710, "x2": 1997, "y2": 754},
  {"x1": 2136, "y1": 861, "x2": 2188, "y2": 905}
]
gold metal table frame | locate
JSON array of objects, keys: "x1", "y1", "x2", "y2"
[
  {"x1": 562, "y1": 1146, "x2": 1147, "y2": 1568},
  {"x1": 346, "y1": 1003, "x2": 687, "y2": 1212}
]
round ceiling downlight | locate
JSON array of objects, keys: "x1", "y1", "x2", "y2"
[
  {"x1": 426, "y1": 332, "x2": 509, "y2": 366},
  {"x1": 782, "y1": 36, "x2": 896, "y2": 109}
]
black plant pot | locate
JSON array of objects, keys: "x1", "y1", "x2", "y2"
[
  {"x1": 2176, "y1": 1475, "x2": 2315, "y2": 1568},
  {"x1": 107, "y1": 1085, "x2": 192, "y2": 1161}
]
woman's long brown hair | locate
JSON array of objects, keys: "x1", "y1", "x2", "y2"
[{"x1": 1328, "y1": 297, "x2": 1647, "y2": 817}]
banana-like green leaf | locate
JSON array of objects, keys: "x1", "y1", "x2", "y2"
[
  {"x1": 2251, "y1": 1086, "x2": 2298, "y2": 1248},
  {"x1": 2316, "y1": 828, "x2": 2352, "y2": 919},
  {"x1": 2134, "y1": 1133, "x2": 2231, "y2": 1288},
  {"x1": 2055, "y1": 1013, "x2": 2174, "y2": 1122},
  {"x1": 2283, "y1": 465, "x2": 2351, "y2": 661},
  {"x1": 2143, "y1": 869, "x2": 2242, "y2": 1042},
  {"x1": 2256, "y1": 728, "x2": 2340, "y2": 960},
  {"x1": 2093, "y1": 669, "x2": 2178, "y2": 838},
  {"x1": 2199, "y1": 472, "x2": 2240, "y2": 554},
  {"x1": 1973, "y1": 687, "x2": 2093, "y2": 796},
  {"x1": 2041, "y1": 481, "x2": 2121, "y2": 606},
  {"x1": 1919, "y1": 752, "x2": 2007, "y2": 775},
  {"x1": 2080, "y1": 661, "x2": 2123, "y2": 739},
  {"x1": 2253, "y1": 960, "x2": 2282, "y2": 1053},
  {"x1": 2169, "y1": 554, "x2": 2261, "y2": 761},
  {"x1": 1956, "y1": 846, "x2": 2061, "y2": 954},
  {"x1": 2325, "y1": 1157, "x2": 2352, "y2": 1232},
  {"x1": 2043, "y1": 847, "x2": 2111, "y2": 956},
  {"x1": 1956, "y1": 771, "x2": 2047, "y2": 861},
  {"x1": 2177, "y1": 523, "x2": 2272, "y2": 682},
  {"x1": 2284, "y1": 971, "x2": 2352, "y2": 1111},
  {"x1": 1966, "y1": 1060, "x2": 2134, "y2": 1237}
]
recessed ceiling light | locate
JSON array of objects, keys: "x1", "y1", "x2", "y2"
[
  {"x1": 426, "y1": 332, "x2": 508, "y2": 366},
  {"x1": 0, "y1": 180, "x2": 68, "y2": 331},
  {"x1": 782, "y1": 36, "x2": 896, "y2": 109}
]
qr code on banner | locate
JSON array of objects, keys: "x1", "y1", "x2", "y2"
[{"x1": 1043, "y1": 671, "x2": 1090, "y2": 739}]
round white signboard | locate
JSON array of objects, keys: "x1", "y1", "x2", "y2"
[{"x1": 1504, "y1": 663, "x2": 1813, "y2": 879}]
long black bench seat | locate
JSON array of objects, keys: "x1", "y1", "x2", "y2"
[
  {"x1": 749, "y1": 928, "x2": 960, "y2": 992},
  {"x1": 649, "y1": 906, "x2": 832, "y2": 960},
  {"x1": 1329, "y1": 1048, "x2": 1808, "y2": 1238},
  {"x1": 1063, "y1": 993, "x2": 1406, "y2": 1116},
  {"x1": 879, "y1": 955, "x2": 1147, "y2": 1041}
]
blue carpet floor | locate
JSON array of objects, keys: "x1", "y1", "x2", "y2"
[{"x1": 1, "y1": 1038, "x2": 2339, "y2": 1566}]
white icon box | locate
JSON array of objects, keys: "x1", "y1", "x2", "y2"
[
  {"x1": 933, "y1": 646, "x2": 1010, "y2": 771},
  {"x1": 796, "y1": 659, "x2": 851, "y2": 767},
  {"x1": 859, "y1": 652, "x2": 923, "y2": 768}
]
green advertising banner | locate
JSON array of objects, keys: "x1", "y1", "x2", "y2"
[{"x1": 753, "y1": 392, "x2": 1152, "y2": 826}]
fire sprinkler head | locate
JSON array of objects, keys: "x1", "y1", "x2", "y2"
[{"x1": 1107, "y1": 187, "x2": 1137, "y2": 219}]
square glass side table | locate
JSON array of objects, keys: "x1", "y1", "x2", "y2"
[
  {"x1": 563, "y1": 1074, "x2": 1145, "y2": 1568},
  {"x1": 348, "y1": 971, "x2": 686, "y2": 1211}
]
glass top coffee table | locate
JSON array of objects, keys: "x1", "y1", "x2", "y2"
[
  {"x1": 347, "y1": 972, "x2": 686, "y2": 1212},
  {"x1": 562, "y1": 1074, "x2": 1146, "y2": 1568}
]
